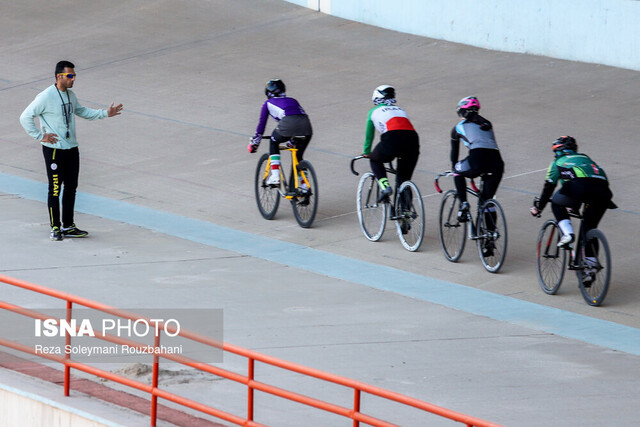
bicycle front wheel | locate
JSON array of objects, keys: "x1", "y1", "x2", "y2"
[
  {"x1": 395, "y1": 180, "x2": 424, "y2": 252},
  {"x1": 578, "y1": 228, "x2": 611, "y2": 306},
  {"x1": 291, "y1": 160, "x2": 318, "y2": 228},
  {"x1": 536, "y1": 219, "x2": 566, "y2": 295},
  {"x1": 438, "y1": 190, "x2": 466, "y2": 261},
  {"x1": 356, "y1": 172, "x2": 387, "y2": 241},
  {"x1": 254, "y1": 153, "x2": 280, "y2": 219},
  {"x1": 476, "y1": 199, "x2": 507, "y2": 273}
]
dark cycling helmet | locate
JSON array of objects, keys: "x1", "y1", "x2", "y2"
[
  {"x1": 456, "y1": 96, "x2": 481, "y2": 117},
  {"x1": 552, "y1": 136, "x2": 578, "y2": 156},
  {"x1": 372, "y1": 85, "x2": 395, "y2": 104},
  {"x1": 265, "y1": 79, "x2": 286, "y2": 98}
]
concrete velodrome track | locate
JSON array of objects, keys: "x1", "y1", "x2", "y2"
[{"x1": 1, "y1": 0, "x2": 640, "y2": 425}]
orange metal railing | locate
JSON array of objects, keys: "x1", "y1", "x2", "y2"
[{"x1": 0, "y1": 274, "x2": 501, "y2": 427}]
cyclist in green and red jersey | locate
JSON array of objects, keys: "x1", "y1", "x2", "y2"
[
  {"x1": 530, "y1": 136, "x2": 616, "y2": 248},
  {"x1": 362, "y1": 85, "x2": 419, "y2": 200}
]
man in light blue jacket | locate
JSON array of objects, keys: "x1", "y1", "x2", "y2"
[{"x1": 20, "y1": 60, "x2": 123, "y2": 241}]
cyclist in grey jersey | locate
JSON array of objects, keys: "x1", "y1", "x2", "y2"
[{"x1": 450, "y1": 96, "x2": 504, "y2": 221}]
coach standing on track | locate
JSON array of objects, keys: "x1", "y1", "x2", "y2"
[{"x1": 20, "y1": 60, "x2": 123, "y2": 241}]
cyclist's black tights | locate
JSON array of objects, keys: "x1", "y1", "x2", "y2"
[
  {"x1": 369, "y1": 130, "x2": 420, "y2": 188},
  {"x1": 551, "y1": 179, "x2": 613, "y2": 257},
  {"x1": 453, "y1": 148, "x2": 504, "y2": 206},
  {"x1": 269, "y1": 131, "x2": 311, "y2": 161},
  {"x1": 43, "y1": 146, "x2": 79, "y2": 228}
]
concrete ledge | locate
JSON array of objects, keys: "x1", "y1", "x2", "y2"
[
  {"x1": 0, "y1": 352, "x2": 225, "y2": 427},
  {"x1": 0, "y1": 372, "x2": 125, "y2": 427}
]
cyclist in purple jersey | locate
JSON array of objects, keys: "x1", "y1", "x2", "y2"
[{"x1": 248, "y1": 79, "x2": 312, "y2": 185}]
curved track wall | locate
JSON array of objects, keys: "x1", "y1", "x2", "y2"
[{"x1": 286, "y1": 0, "x2": 640, "y2": 71}]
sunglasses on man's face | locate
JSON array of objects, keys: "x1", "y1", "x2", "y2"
[{"x1": 58, "y1": 73, "x2": 76, "y2": 79}]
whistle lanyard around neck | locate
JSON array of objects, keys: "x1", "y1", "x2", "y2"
[{"x1": 55, "y1": 86, "x2": 71, "y2": 139}]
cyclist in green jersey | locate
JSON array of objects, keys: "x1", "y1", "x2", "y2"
[{"x1": 530, "y1": 136, "x2": 616, "y2": 248}]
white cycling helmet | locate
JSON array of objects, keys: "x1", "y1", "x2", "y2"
[{"x1": 372, "y1": 85, "x2": 395, "y2": 103}]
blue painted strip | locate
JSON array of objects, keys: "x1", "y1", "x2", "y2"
[{"x1": 2, "y1": 172, "x2": 640, "y2": 356}]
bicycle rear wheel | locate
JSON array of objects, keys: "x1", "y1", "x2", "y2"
[
  {"x1": 577, "y1": 228, "x2": 611, "y2": 306},
  {"x1": 476, "y1": 199, "x2": 507, "y2": 273},
  {"x1": 254, "y1": 153, "x2": 280, "y2": 219},
  {"x1": 438, "y1": 190, "x2": 466, "y2": 261},
  {"x1": 357, "y1": 172, "x2": 387, "y2": 241},
  {"x1": 395, "y1": 180, "x2": 424, "y2": 252},
  {"x1": 536, "y1": 219, "x2": 566, "y2": 294},
  {"x1": 291, "y1": 160, "x2": 318, "y2": 228}
]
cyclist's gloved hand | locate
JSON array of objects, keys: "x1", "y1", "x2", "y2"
[
  {"x1": 247, "y1": 142, "x2": 259, "y2": 153},
  {"x1": 285, "y1": 140, "x2": 295, "y2": 149},
  {"x1": 530, "y1": 197, "x2": 542, "y2": 217},
  {"x1": 248, "y1": 134, "x2": 262, "y2": 153}
]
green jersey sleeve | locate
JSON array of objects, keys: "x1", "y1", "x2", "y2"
[{"x1": 363, "y1": 107, "x2": 377, "y2": 155}]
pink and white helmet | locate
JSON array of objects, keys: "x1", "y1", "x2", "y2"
[{"x1": 456, "y1": 96, "x2": 480, "y2": 117}]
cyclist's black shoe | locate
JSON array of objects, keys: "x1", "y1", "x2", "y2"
[
  {"x1": 457, "y1": 201, "x2": 470, "y2": 222},
  {"x1": 298, "y1": 196, "x2": 310, "y2": 207},
  {"x1": 582, "y1": 267, "x2": 597, "y2": 288},
  {"x1": 50, "y1": 226, "x2": 63, "y2": 241},
  {"x1": 377, "y1": 186, "x2": 392, "y2": 203},
  {"x1": 62, "y1": 224, "x2": 88, "y2": 238},
  {"x1": 482, "y1": 241, "x2": 495, "y2": 258},
  {"x1": 400, "y1": 220, "x2": 411, "y2": 235},
  {"x1": 557, "y1": 233, "x2": 574, "y2": 248}
]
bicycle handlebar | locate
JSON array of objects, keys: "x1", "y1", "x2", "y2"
[
  {"x1": 433, "y1": 171, "x2": 454, "y2": 193},
  {"x1": 351, "y1": 156, "x2": 397, "y2": 177},
  {"x1": 350, "y1": 155, "x2": 366, "y2": 176},
  {"x1": 256, "y1": 136, "x2": 301, "y2": 151},
  {"x1": 433, "y1": 171, "x2": 479, "y2": 194}
]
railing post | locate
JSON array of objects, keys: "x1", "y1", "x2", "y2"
[
  {"x1": 64, "y1": 301, "x2": 72, "y2": 396},
  {"x1": 352, "y1": 388, "x2": 361, "y2": 427},
  {"x1": 150, "y1": 329, "x2": 161, "y2": 426},
  {"x1": 247, "y1": 358, "x2": 255, "y2": 422}
]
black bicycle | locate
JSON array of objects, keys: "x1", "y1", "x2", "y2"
[
  {"x1": 534, "y1": 203, "x2": 611, "y2": 306},
  {"x1": 351, "y1": 156, "x2": 424, "y2": 252},
  {"x1": 434, "y1": 171, "x2": 507, "y2": 273},
  {"x1": 254, "y1": 136, "x2": 318, "y2": 228}
]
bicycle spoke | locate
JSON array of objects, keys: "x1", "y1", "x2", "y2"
[
  {"x1": 438, "y1": 190, "x2": 466, "y2": 261},
  {"x1": 476, "y1": 199, "x2": 507, "y2": 273},
  {"x1": 578, "y1": 229, "x2": 611, "y2": 306},
  {"x1": 536, "y1": 220, "x2": 566, "y2": 294},
  {"x1": 291, "y1": 160, "x2": 318, "y2": 228},
  {"x1": 395, "y1": 181, "x2": 424, "y2": 252},
  {"x1": 357, "y1": 172, "x2": 387, "y2": 241},
  {"x1": 254, "y1": 153, "x2": 280, "y2": 219}
]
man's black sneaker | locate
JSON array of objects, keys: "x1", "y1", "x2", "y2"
[
  {"x1": 50, "y1": 226, "x2": 63, "y2": 241},
  {"x1": 62, "y1": 224, "x2": 88, "y2": 238}
]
